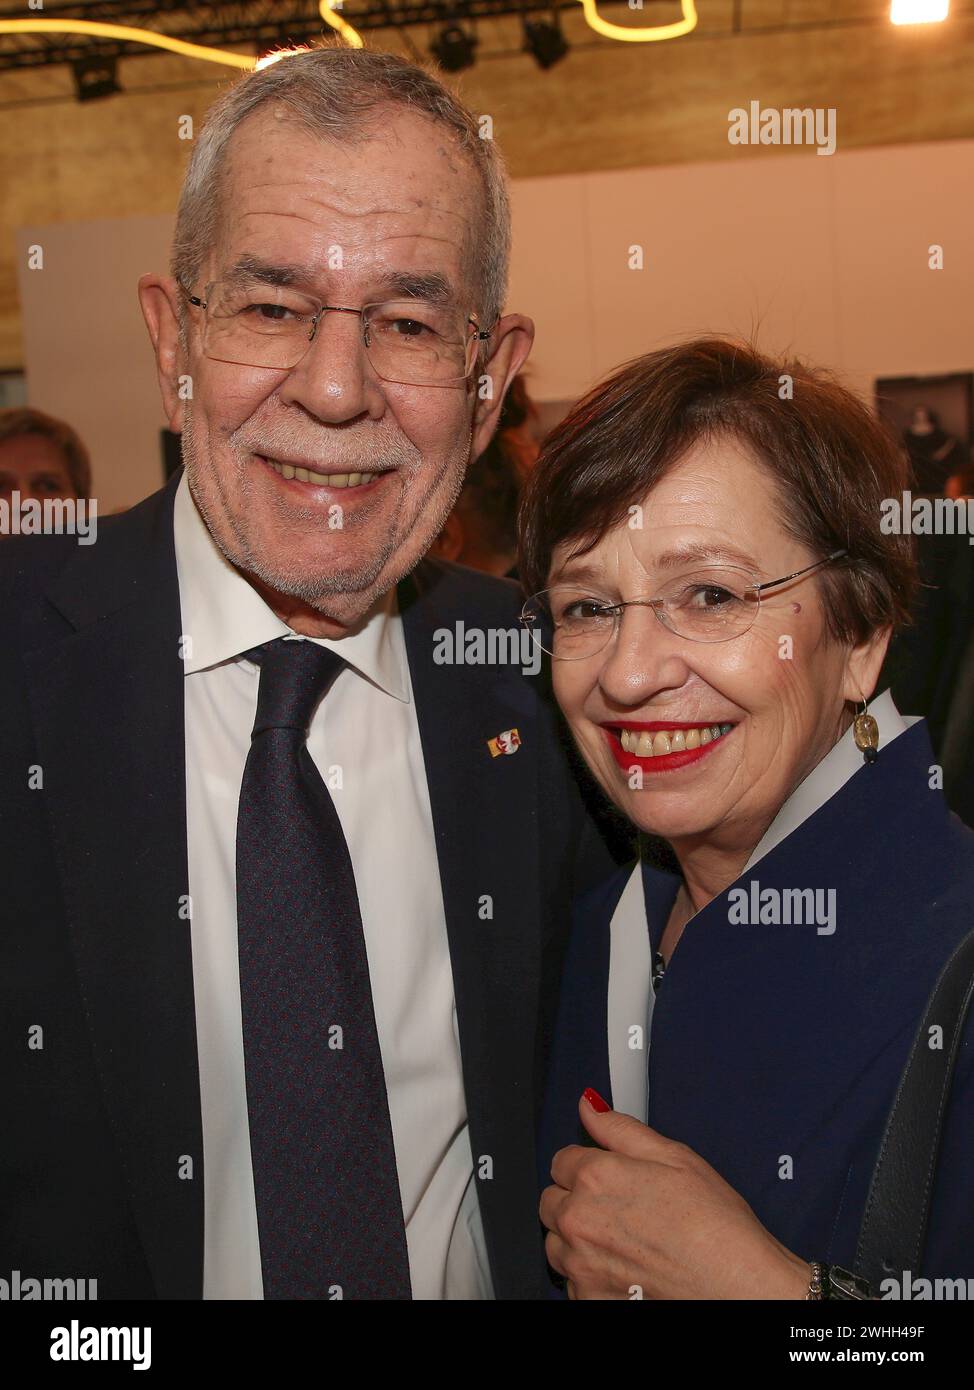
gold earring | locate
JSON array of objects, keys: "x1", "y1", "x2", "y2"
[{"x1": 853, "y1": 698, "x2": 879, "y2": 765}]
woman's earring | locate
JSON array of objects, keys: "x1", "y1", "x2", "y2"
[{"x1": 853, "y1": 699, "x2": 880, "y2": 765}]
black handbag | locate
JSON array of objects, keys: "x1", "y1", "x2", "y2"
[{"x1": 855, "y1": 928, "x2": 974, "y2": 1288}]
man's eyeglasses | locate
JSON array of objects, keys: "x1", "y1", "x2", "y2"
[
  {"x1": 520, "y1": 551, "x2": 848, "y2": 660},
  {"x1": 179, "y1": 279, "x2": 492, "y2": 387}
]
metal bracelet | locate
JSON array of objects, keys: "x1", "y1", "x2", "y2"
[
  {"x1": 806, "y1": 1261, "x2": 825, "y2": 1300},
  {"x1": 806, "y1": 1261, "x2": 875, "y2": 1300}
]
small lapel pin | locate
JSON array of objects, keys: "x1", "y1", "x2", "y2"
[{"x1": 487, "y1": 728, "x2": 521, "y2": 758}]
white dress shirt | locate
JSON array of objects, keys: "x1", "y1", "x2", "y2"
[
  {"x1": 607, "y1": 690, "x2": 921, "y2": 1119},
  {"x1": 172, "y1": 473, "x2": 493, "y2": 1300}
]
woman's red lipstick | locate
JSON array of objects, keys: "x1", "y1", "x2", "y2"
[{"x1": 601, "y1": 721, "x2": 735, "y2": 775}]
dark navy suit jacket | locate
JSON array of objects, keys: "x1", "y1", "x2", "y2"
[
  {"x1": 0, "y1": 468, "x2": 626, "y2": 1300},
  {"x1": 540, "y1": 717, "x2": 974, "y2": 1290}
]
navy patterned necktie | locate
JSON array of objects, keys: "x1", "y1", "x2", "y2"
[{"x1": 235, "y1": 636, "x2": 412, "y2": 1300}]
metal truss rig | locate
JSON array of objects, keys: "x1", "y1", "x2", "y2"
[{"x1": 0, "y1": 0, "x2": 581, "y2": 72}]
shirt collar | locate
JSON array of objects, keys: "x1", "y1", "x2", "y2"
[
  {"x1": 172, "y1": 469, "x2": 410, "y2": 702},
  {"x1": 742, "y1": 687, "x2": 921, "y2": 872}
]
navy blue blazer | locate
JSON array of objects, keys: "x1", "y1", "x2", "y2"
[{"x1": 540, "y1": 717, "x2": 974, "y2": 1289}]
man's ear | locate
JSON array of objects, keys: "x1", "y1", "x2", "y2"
[
  {"x1": 469, "y1": 312, "x2": 535, "y2": 461},
  {"x1": 138, "y1": 273, "x2": 189, "y2": 434},
  {"x1": 843, "y1": 625, "x2": 892, "y2": 706}
]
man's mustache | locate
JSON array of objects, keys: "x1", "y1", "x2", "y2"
[{"x1": 235, "y1": 432, "x2": 419, "y2": 474}]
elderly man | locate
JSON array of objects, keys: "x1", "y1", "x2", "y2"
[{"x1": 0, "y1": 46, "x2": 619, "y2": 1300}]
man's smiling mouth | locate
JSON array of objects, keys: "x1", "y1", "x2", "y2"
[{"x1": 257, "y1": 454, "x2": 395, "y2": 490}]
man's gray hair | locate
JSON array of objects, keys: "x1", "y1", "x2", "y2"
[{"x1": 171, "y1": 42, "x2": 511, "y2": 340}]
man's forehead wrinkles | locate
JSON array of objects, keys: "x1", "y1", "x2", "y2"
[
  {"x1": 376, "y1": 230, "x2": 465, "y2": 247},
  {"x1": 235, "y1": 208, "x2": 325, "y2": 228},
  {"x1": 225, "y1": 212, "x2": 470, "y2": 279},
  {"x1": 234, "y1": 186, "x2": 471, "y2": 226}
]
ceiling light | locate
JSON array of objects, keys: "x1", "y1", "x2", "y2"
[
  {"x1": 524, "y1": 18, "x2": 569, "y2": 69},
  {"x1": 430, "y1": 23, "x2": 478, "y2": 72},
  {"x1": 71, "y1": 55, "x2": 120, "y2": 101},
  {"x1": 890, "y1": 0, "x2": 949, "y2": 22}
]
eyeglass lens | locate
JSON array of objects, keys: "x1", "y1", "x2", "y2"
[
  {"x1": 522, "y1": 568, "x2": 762, "y2": 657},
  {"x1": 200, "y1": 281, "x2": 476, "y2": 385}
]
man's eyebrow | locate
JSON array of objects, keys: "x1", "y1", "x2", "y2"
[
  {"x1": 222, "y1": 256, "x2": 460, "y2": 306},
  {"x1": 224, "y1": 255, "x2": 305, "y2": 288},
  {"x1": 379, "y1": 269, "x2": 459, "y2": 305}
]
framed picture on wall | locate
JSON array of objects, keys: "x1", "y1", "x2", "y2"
[
  {"x1": 875, "y1": 372, "x2": 974, "y2": 495},
  {"x1": 0, "y1": 372, "x2": 27, "y2": 409}
]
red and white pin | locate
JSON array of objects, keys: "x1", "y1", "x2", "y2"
[{"x1": 487, "y1": 728, "x2": 521, "y2": 758}]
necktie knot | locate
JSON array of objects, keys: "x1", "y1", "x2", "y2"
[{"x1": 247, "y1": 637, "x2": 346, "y2": 738}]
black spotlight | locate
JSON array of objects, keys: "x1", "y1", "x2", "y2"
[
  {"x1": 71, "y1": 55, "x2": 121, "y2": 103},
  {"x1": 523, "y1": 18, "x2": 569, "y2": 70},
  {"x1": 430, "y1": 24, "x2": 478, "y2": 73}
]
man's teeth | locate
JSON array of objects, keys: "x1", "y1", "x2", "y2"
[
  {"x1": 264, "y1": 457, "x2": 367, "y2": 488},
  {"x1": 620, "y1": 724, "x2": 733, "y2": 755}
]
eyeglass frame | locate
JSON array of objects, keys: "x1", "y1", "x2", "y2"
[
  {"x1": 177, "y1": 279, "x2": 494, "y2": 387},
  {"x1": 521, "y1": 548, "x2": 849, "y2": 658}
]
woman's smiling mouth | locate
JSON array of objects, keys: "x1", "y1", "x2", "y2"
[{"x1": 601, "y1": 720, "x2": 737, "y2": 774}]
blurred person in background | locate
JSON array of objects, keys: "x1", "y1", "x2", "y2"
[
  {"x1": 431, "y1": 373, "x2": 539, "y2": 577},
  {"x1": 0, "y1": 406, "x2": 92, "y2": 510},
  {"x1": 903, "y1": 405, "x2": 966, "y2": 497}
]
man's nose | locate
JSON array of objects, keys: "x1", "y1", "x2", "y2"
[
  {"x1": 596, "y1": 603, "x2": 691, "y2": 706},
  {"x1": 276, "y1": 307, "x2": 384, "y2": 421}
]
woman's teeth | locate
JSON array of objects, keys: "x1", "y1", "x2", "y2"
[
  {"x1": 264, "y1": 457, "x2": 368, "y2": 488},
  {"x1": 619, "y1": 724, "x2": 734, "y2": 755}
]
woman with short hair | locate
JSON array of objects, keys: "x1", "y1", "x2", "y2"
[{"x1": 524, "y1": 337, "x2": 974, "y2": 1300}]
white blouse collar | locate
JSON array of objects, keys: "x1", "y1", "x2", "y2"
[{"x1": 742, "y1": 689, "x2": 921, "y2": 873}]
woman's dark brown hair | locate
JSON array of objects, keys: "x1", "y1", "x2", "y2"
[{"x1": 518, "y1": 337, "x2": 917, "y2": 646}]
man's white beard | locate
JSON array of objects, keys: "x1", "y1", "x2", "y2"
[{"x1": 179, "y1": 397, "x2": 472, "y2": 607}]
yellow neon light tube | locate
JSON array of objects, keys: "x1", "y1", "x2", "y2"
[
  {"x1": 0, "y1": 3, "x2": 365, "y2": 68},
  {"x1": 0, "y1": 2, "x2": 693, "y2": 68},
  {"x1": 576, "y1": 0, "x2": 697, "y2": 42}
]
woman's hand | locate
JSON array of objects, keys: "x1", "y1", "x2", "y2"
[{"x1": 540, "y1": 1091, "x2": 811, "y2": 1300}]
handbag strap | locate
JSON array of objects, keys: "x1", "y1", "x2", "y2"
[{"x1": 855, "y1": 927, "x2": 974, "y2": 1288}]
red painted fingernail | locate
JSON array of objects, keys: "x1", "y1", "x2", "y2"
[{"x1": 583, "y1": 1087, "x2": 611, "y2": 1113}]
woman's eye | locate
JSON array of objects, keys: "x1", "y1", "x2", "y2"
[
  {"x1": 689, "y1": 585, "x2": 736, "y2": 608},
  {"x1": 562, "y1": 600, "x2": 612, "y2": 621}
]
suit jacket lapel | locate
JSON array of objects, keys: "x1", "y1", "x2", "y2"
[
  {"x1": 23, "y1": 470, "x2": 204, "y2": 1299},
  {"x1": 397, "y1": 561, "x2": 546, "y2": 1295}
]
